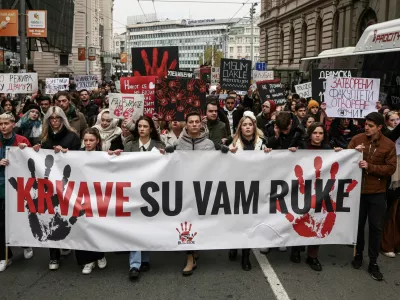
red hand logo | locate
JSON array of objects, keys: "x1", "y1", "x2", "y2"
[
  {"x1": 277, "y1": 156, "x2": 358, "y2": 238},
  {"x1": 176, "y1": 221, "x2": 197, "y2": 243},
  {"x1": 133, "y1": 48, "x2": 178, "y2": 77}
]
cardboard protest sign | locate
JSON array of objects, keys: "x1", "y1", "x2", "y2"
[
  {"x1": 295, "y1": 82, "x2": 312, "y2": 99},
  {"x1": 167, "y1": 70, "x2": 194, "y2": 79},
  {"x1": 120, "y1": 76, "x2": 157, "y2": 117},
  {"x1": 131, "y1": 46, "x2": 179, "y2": 77},
  {"x1": 155, "y1": 78, "x2": 207, "y2": 121},
  {"x1": 109, "y1": 93, "x2": 144, "y2": 120},
  {"x1": 211, "y1": 67, "x2": 220, "y2": 85},
  {"x1": 257, "y1": 81, "x2": 286, "y2": 105},
  {"x1": 324, "y1": 77, "x2": 380, "y2": 118},
  {"x1": 252, "y1": 71, "x2": 274, "y2": 82},
  {"x1": 312, "y1": 69, "x2": 357, "y2": 103},
  {"x1": 0, "y1": 73, "x2": 38, "y2": 93},
  {"x1": 220, "y1": 58, "x2": 251, "y2": 91},
  {"x1": 74, "y1": 75, "x2": 98, "y2": 91},
  {"x1": 45, "y1": 78, "x2": 69, "y2": 94}
]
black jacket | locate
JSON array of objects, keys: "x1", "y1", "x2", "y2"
[
  {"x1": 78, "y1": 100, "x2": 99, "y2": 127},
  {"x1": 329, "y1": 119, "x2": 362, "y2": 149},
  {"x1": 222, "y1": 106, "x2": 244, "y2": 135},
  {"x1": 41, "y1": 126, "x2": 81, "y2": 150},
  {"x1": 264, "y1": 113, "x2": 300, "y2": 149}
]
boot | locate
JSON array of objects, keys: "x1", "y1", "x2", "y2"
[
  {"x1": 182, "y1": 254, "x2": 196, "y2": 276},
  {"x1": 229, "y1": 249, "x2": 238, "y2": 261},
  {"x1": 241, "y1": 249, "x2": 252, "y2": 271}
]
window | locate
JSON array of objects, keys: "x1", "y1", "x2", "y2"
[
  {"x1": 245, "y1": 28, "x2": 251, "y2": 34},
  {"x1": 333, "y1": 12, "x2": 339, "y2": 48},
  {"x1": 289, "y1": 26, "x2": 294, "y2": 62},
  {"x1": 59, "y1": 54, "x2": 68, "y2": 66},
  {"x1": 237, "y1": 46, "x2": 242, "y2": 53},
  {"x1": 246, "y1": 37, "x2": 251, "y2": 43},
  {"x1": 255, "y1": 46, "x2": 259, "y2": 53},
  {"x1": 315, "y1": 17, "x2": 323, "y2": 54},
  {"x1": 230, "y1": 56, "x2": 234, "y2": 59},
  {"x1": 116, "y1": 41, "x2": 120, "y2": 46},
  {"x1": 279, "y1": 30, "x2": 284, "y2": 63},
  {"x1": 245, "y1": 46, "x2": 250, "y2": 52},
  {"x1": 229, "y1": 47, "x2": 234, "y2": 53}
]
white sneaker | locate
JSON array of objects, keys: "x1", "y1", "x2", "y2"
[
  {"x1": 60, "y1": 249, "x2": 71, "y2": 256},
  {"x1": 82, "y1": 262, "x2": 95, "y2": 275},
  {"x1": 260, "y1": 248, "x2": 270, "y2": 254},
  {"x1": 382, "y1": 251, "x2": 396, "y2": 258},
  {"x1": 49, "y1": 260, "x2": 60, "y2": 270},
  {"x1": 279, "y1": 247, "x2": 287, "y2": 252},
  {"x1": 0, "y1": 259, "x2": 12, "y2": 272},
  {"x1": 24, "y1": 247, "x2": 34, "y2": 259},
  {"x1": 97, "y1": 257, "x2": 107, "y2": 269}
]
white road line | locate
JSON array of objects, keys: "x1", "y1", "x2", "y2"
[{"x1": 252, "y1": 249, "x2": 291, "y2": 300}]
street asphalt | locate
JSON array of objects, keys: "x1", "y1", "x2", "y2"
[{"x1": 0, "y1": 245, "x2": 399, "y2": 300}]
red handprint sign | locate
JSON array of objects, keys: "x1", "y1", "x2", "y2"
[
  {"x1": 176, "y1": 221, "x2": 197, "y2": 245},
  {"x1": 276, "y1": 156, "x2": 358, "y2": 238}
]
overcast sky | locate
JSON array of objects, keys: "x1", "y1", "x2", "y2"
[{"x1": 113, "y1": 0, "x2": 260, "y2": 33}]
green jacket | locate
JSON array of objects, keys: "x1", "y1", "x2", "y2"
[{"x1": 207, "y1": 120, "x2": 228, "y2": 150}]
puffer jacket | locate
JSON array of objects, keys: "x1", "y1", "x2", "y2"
[
  {"x1": 175, "y1": 128, "x2": 215, "y2": 151},
  {"x1": 348, "y1": 131, "x2": 396, "y2": 194}
]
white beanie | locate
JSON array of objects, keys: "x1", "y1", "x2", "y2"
[{"x1": 243, "y1": 110, "x2": 256, "y2": 121}]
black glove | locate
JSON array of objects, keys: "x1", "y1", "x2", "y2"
[
  {"x1": 220, "y1": 145, "x2": 229, "y2": 154},
  {"x1": 165, "y1": 146, "x2": 175, "y2": 153}
]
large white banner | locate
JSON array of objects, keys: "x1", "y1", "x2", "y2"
[
  {"x1": 324, "y1": 77, "x2": 380, "y2": 118},
  {"x1": 6, "y1": 148, "x2": 362, "y2": 251},
  {"x1": 0, "y1": 73, "x2": 38, "y2": 93}
]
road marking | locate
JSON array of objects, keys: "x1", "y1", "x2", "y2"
[{"x1": 252, "y1": 249, "x2": 291, "y2": 300}]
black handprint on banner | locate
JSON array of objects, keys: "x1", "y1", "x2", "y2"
[{"x1": 8, "y1": 155, "x2": 84, "y2": 242}]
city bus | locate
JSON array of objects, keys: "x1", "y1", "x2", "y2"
[{"x1": 300, "y1": 18, "x2": 400, "y2": 108}]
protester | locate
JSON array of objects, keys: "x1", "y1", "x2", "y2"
[
  {"x1": 1, "y1": 99, "x2": 18, "y2": 122},
  {"x1": 205, "y1": 100, "x2": 228, "y2": 150},
  {"x1": 160, "y1": 121, "x2": 185, "y2": 147},
  {"x1": 329, "y1": 118, "x2": 362, "y2": 149},
  {"x1": 110, "y1": 119, "x2": 135, "y2": 150},
  {"x1": 92, "y1": 109, "x2": 122, "y2": 151},
  {"x1": 78, "y1": 89, "x2": 99, "y2": 127},
  {"x1": 37, "y1": 95, "x2": 52, "y2": 115},
  {"x1": 294, "y1": 103, "x2": 307, "y2": 126},
  {"x1": 54, "y1": 91, "x2": 88, "y2": 138},
  {"x1": 256, "y1": 100, "x2": 277, "y2": 133},
  {"x1": 227, "y1": 111, "x2": 271, "y2": 271},
  {"x1": 349, "y1": 112, "x2": 397, "y2": 281},
  {"x1": 22, "y1": 96, "x2": 37, "y2": 114},
  {"x1": 0, "y1": 113, "x2": 33, "y2": 272},
  {"x1": 222, "y1": 96, "x2": 243, "y2": 136},
  {"x1": 307, "y1": 100, "x2": 320, "y2": 120},
  {"x1": 265, "y1": 111, "x2": 298, "y2": 149},
  {"x1": 14, "y1": 104, "x2": 42, "y2": 146},
  {"x1": 75, "y1": 128, "x2": 107, "y2": 274}
]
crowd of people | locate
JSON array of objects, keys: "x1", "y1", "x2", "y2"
[{"x1": 0, "y1": 81, "x2": 398, "y2": 284}]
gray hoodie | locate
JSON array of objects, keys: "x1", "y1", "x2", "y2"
[{"x1": 174, "y1": 128, "x2": 215, "y2": 151}]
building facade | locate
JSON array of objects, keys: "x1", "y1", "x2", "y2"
[
  {"x1": 126, "y1": 18, "x2": 240, "y2": 70},
  {"x1": 259, "y1": 0, "x2": 400, "y2": 88},
  {"x1": 227, "y1": 16, "x2": 261, "y2": 63}
]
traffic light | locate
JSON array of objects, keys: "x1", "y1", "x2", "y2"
[{"x1": 250, "y1": 7, "x2": 256, "y2": 15}]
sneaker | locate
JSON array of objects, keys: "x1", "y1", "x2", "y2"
[
  {"x1": 279, "y1": 247, "x2": 287, "y2": 252},
  {"x1": 82, "y1": 262, "x2": 95, "y2": 275},
  {"x1": 129, "y1": 267, "x2": 140, "y2": 280},
  {"x1": 290, "y1": 251, "x2": 301, "y2": 263},
  {"x1": 381, "y1": 251, "x2": 395, "y2": 258},
  {"x1": 368, "y1": 263, "x2": 383, "y2": 281},
  {"x1": 97, "y1": 257, "x2": 107, "y2": 269},
  {"x1": 306, "y1": 256, "x2": 322, "y2": 271},
  {"x1": 60, "y1": 249, "x2": 71, "y2": 256},
  {"x1": 0, "y1": 259, "x2": 12, "y2": 272},
  {"x1": 351, "y1": 253, "x2": 363, "y2": 269},
  {"x1": 49, "y1": 260, "x2": 60, "y2": 270},
  {"x1": 24, "y1": 248, "x2": 34, "y2": 260},
  {"x1": 260, "y1": 248, "x2": 270, "y2": 254}
]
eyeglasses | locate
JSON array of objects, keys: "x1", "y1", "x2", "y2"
[{"x1": 49, "y1": 116, "x2": 61, "y2": 121}]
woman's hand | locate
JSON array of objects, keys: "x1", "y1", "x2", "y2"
[
  {"x1": 54, "y1": 145, "x2": 68, "y2": 153},
  {"x1": 18, "y1": 143, "x2": 28, "y2": 149},
  {"x1": 229, "y1": 145, "x2": 238, "y2": 154},
  {"x1": 264, "y1": 148, "x2": 272, "y2": 153},
  {"x1": 0, "y1": 159, "x2": 9, "y2": 166},
  {"x1": 334, "y1": 147, "x2": 343, "y2": 152},
  {"x1": 288, "y1": 147, "x2": 297, "y2": 152},
  {"x1": 33, "y1": 144, "x2": 41, "y2": 152},
  {"x1": 159, "y1": 148, "x2": 166, "y2": 155},
  {"x1": 108, "y1": 149, "x2": 123, "y2": 156}
]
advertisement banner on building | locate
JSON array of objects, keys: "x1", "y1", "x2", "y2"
[
  {"x1": 88, "y1": 47, "x2": 96, "y2": 61},
  {"x1": 220, "y1": 58, "x2": 252, "y2": 91},
  {"x1": 120, "y1": 52, "x2": 127, "y2": 63},
  {"x1": 324, "y1": 77, "x2": 380, "y2": 118},
  {"x1": 0, "y1": 10, "x2": 18, "y2": 37},
  {"x1": 45, "y1": 78, "x2": 69, "y2": 95},
  {"x1": 78, "y1": 48, "x2": 86, "y2": 61},
  {"x1": 6, "y1": 148, "x2": 362, "y2": 251},
  {"x1": 131, "y1": 46, "x2": 179, "y2": 77},
  {"x1": 26, "y1": 10, "x2": 47, "y2": 38},
  {"x1": 0, "y1": 73, "x2": 38, "y2": 93},
  {"x1": 211, "y1": 67, "x2": 220, "y2": 85},
  {"x1": 155, "y1": 78, "x2": 206, "y2": 121},
  {"x1": 108, "y1": 93, "x2": 144, "y2": 120},
  {"x1": 120, "y1": 76, "x2": 158, "y2": 117}
]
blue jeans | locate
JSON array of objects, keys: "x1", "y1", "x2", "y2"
[{"x1": 129, "y1": 251, "x2": 150, "y2": 269}]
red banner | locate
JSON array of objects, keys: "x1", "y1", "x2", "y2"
[
  {"x1": 120, "y1": 76, "x2": 158, "y2": 117},
  {"x1": 78, "y1": 48, "x2": 86, "y2": 61}
]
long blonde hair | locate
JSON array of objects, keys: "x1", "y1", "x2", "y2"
[
  {"x1": 41, "y1": 106, "x2": 77, "y2": 142},
  {"x1": 232, "y1": 116, "x2": 264, "y2": 146}
]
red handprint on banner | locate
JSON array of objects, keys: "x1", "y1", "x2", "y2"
[
  {"x1": 276, "y1": 157, "x2": 358, "y2": 238},
  {"x1": 176, "y1": 221, "x2": 197, "y2": 244},
  {"x1": 133, "y1": 48, "x2": 178, "y2": 77},
  {"x1": 164, "y1": 110, "x2": 176, "y2": 122}
]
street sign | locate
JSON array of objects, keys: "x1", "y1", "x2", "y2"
[{"x1": 256, "y1": 62, "x2": 266, "y2": 71}]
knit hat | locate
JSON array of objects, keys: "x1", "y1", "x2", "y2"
[
  {"x1": 307, "y1": 99, "x2": 319, "y2": 110},
  {"x1": 26, "y1": 104, "x2": 41, "y2": 114},
  {"x1": 243, "y1": 110, "x2": 256, "y2": 121},
  {"x1": 263, "y1": 100, "x2": 277, "y2": 114}
]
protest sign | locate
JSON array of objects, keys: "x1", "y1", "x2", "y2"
[
  {"x1": 312, "y1": 69, "x2": 357, "y2": 103},
  {"x1": 45, "y1": 78, "x2": 69, "y2": 94},
  {"x1": 295, "y1": 82, "x2": 312, "y2": 99},
  {"x1": 131, "y1": 46, "x2": 179, "y2": 77},
  {"x1": 108, "y1": 93, "x2": 144, "y2": 120},
  {"x1": 0, "y1": 73, "x2": 38, "y2": 93},
  {"x1": 74, "y1": 75, "x2": 98, "y2": 91},
  {"x1": 220, "y1": 58, "x2": 251, "y2": 91},
  {"x1": 120, "y1": 76, "x2": 157, "y2": 117},
  {"x1": 167, "y1": 70, "x2": 194, "y2": 79},
  {"x1": 257, "y1": 81, "x2": 286, "y2": 105},
  {"x1": 324, "y1": 77, "x2": 380, "y2": 118},
  {"x1": 6, "y1": 148, "x2": 362, "y2": 251},
  {"x1": 155, "y1": 78, "x2": 207, "y2": 121},
  {"x1": 211, "y1": 67, "x2": 220, "y2": 85},
  {"x1": 252, "y1": 70, "x2": 274, "y2": 82}
]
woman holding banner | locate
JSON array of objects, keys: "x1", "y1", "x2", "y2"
[
  {"x1": 92, "y1": 109, "x2": 122, "y2": 151},
  {"x1": 227, "y1": 111, "x2": 272, "y2": 271},
  {"x1": 160, "y1": 121, "x2": 185, "y2": 147},
  {"x1": 288, "y1": 122, "x2": 342, "y2": 271},
  {"x1": 109, "y1": 115, "x2": 165, "y2": 280}
]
